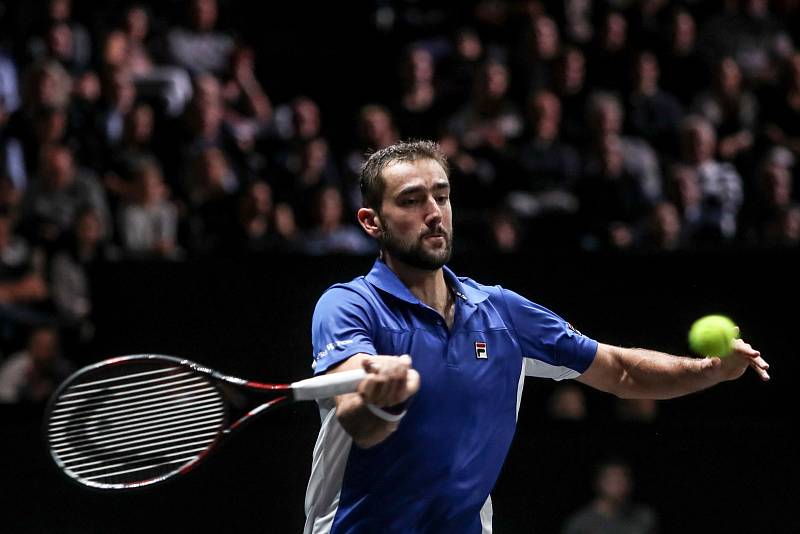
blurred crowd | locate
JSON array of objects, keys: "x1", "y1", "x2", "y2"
[{"x1": 2, "y1": 0, "x2": 800, "y2": 402}]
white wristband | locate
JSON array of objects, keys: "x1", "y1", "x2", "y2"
[{"x1": 365, "y1": 403, "x2": 407, "y2": 422}]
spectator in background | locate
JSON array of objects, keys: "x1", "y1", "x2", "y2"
[
  {"x1": 562, "y1": 459, "x2": 658, "y2": 534},
  {"x1": 692, "y1": 57, "x2": 758, "y2": 165},
  {"x1": 640, "y1": 200, "x2": 687, "y2": 251},
  {"x1": 763, "y1": 52, "x2": 800, "y2": 157},
  {"x1": 440, "y1": 28, "x2": 485, "y2": 112},
  {"x1": 121, "y1": 4, "x2": 193, "y2": 117},
  {"x1": 659, "y1": 7, "x2": 708, "y2": 108},
  {"x1": 0, "y1": 210, "x2": 48, "y2": 312},
  {"x1": 553, "y1": 45, "x2": 589, "y2": 146},
  {"x1": 0, "y1": 98, "x2": 27, "y2": 192},
  {"x1": 50, "y1": 206, "x2": 118, "y2": 347},
  {"x1": 344, "y1": 105, "x2": 400, "y2": 211},
  {"x1": 741, "y1": 151, "x2": 797, "y2": 244},
  {"x1": 166, "y1": 0, "x2": 235, "y2": 77},
  {"x1": 625, "y1": 50, "x2": 684, "y2": 155},
  {"x1": 185, "y1": 146, "x2": 237, "y2": 254},
  {"x1": 221, "y1": 45, "x2": 272, "y2": 151},
  {"x1": 547, "y1": 383, "x2": 587, "y2": 420},
  {"x1": 300, "y1": 185, "x2": 375, "y2": 256},
  {"x1": 584, "y1": 92, "x2": 663, "y2": 207},
  {"x1": 20, "y1": 144, "x2": 110, "y2": 249},
  {"x1": 26, "y1": 0, "x2": 91, "y2": 77},
  {"x1": 0, "y1": 46, "x2": 21, "y2": 115},
  {"x1": 231, "y1": 180, "x2": 294, "y2": 253},
  {"x1": 586, "y1": 9, "x2": 631, "y2": 94},
  {"x1": 508, "y1": 90, "x2": 580, "y2": 220},
  {"x1": 448, "y1": 58, "x2": 523, "y2": 163},
  {"x1": 677, "y1": 115, "x2": 744, "y2": 242},
  {"x1": 578, "y1": 134, "x2": 653, "y2": 250},
  {"x1": 515, "y1": 13, "x2": 561, "y2": 95},
  {"x1": 11, "y1": 60, "x2": 72, "y2": 157},
  {"x1": 0, "y1": 325, "x2": 72, "y2": 403},
  {"x1": 698, "y1": 0, "x2": 793, "y2": 87},
  {"x1": 89, "y1": 67, "x2": 138, "y2": 167},
  {"x1": 394, "y1": 46, "x2": 447, "y2": 141},
  {"x1": 117, "y1": 157, "x2": 181, "y2": 260}
]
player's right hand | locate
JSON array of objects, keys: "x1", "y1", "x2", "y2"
[{"x1": 358, "y1": 355, "x2": 420, "y2": 407}]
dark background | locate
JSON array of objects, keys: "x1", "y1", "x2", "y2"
[{"x1": 3, "y1": 249, "x2": 797, "y2": 533}]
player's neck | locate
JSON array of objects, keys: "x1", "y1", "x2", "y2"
[{"x1": 384, "y1": 256, "x2": 450, "y2": 314}]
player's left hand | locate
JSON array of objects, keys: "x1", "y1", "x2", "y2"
[{"x1": 704, "y1": 338, "x2": 770, "y2": 382}]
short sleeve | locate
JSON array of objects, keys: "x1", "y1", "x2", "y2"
[
  {"x1": 311, "y1": 285, "x2": 377, "y2": 375},
  {"x1": 500, "y1": 288, "x2": 597, "y2": 379}
]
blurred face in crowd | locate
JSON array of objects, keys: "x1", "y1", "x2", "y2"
[
  {"x1": 318, "y1": 186, "x2": 344, "y2": 229},
  {"x1": 529, "y1": 91, "x2": 561, "y2": 141},
  {"x1": 603, "y1": 12, "x2": 627, "y2": 51},
  {"x1": 135, "y1": 165, "x2": 166, "y2": 205},
  {"x1": 0, "y1": 215, "x2": 11, "y2": 251},
  {"x1": 596, "y1": 463, "x2": 632, "y2": 505},
  {"x1": 125, "y1": 103, "x2": 155, "y2": 144},
  {"x1": 107, "y1": 70, "x2": 136, "y2": 111},
  {"x1": 634, "y1": 52, "x2": 660, "y2": 92},
  {"x1": 760, "y1": 164, "x2": 792, "y2": 207},
  {"x1": 480, "y1": 61, "x2": 509, "y2": 100},
  {"x1": 670, "y1": 164, "x2": 702, "y2": 209},
  {"x1": 126, "y1": 6, "x2": 150, "y2": 41},
  {"x1": 683, "y1": 120, "x2": 716, "y2": 164},
  {"x1": 35, "y1": 108, "x2": 68, "y2": 144},
  {"x1": 76, "y1": 209, "x2": 103, "y2": 246},
  {"x1": 29, "y1": 328, "x2": 61, "y2": 370},
  {"x1": 671, "y1": 10, "x2": 696, "y2": 53},
  {"x1": 192, "y1": 0, "x2": 218, "y2": 32},
  {"x1": 242, "y1": 182, "x2": 273, "y2": 219},
  {"x1": 590, "y1": 98, "x2": 622, "y2": 136},
  {"x1": 292, "y1": 97, "x2": 321, "y2": 140},
  {"x1": 532, "y1": 15, "x2": 559, "y2": 59},
  {"x1": 651, "y1": 202, "x2": 682, "y2": 247},
  {"x1": 48, "y1": 0, "x2": 71, "y2": 21},
  {"x1": 717, "y1": 57, "x2": 742, "y2": 94},
  {"x1": 406, "y1": 48, "x2": 434, "y2": 85},
  {"x1": 42, "y1": 145, "x2": 75, "y2": 189},
  {"x1": 558, "y1": 47, "x2": 585, "y2": 93},
  {"x1": 456, "y1": 30, "x2": 482, "y2": 61},
  {"x1": 361, "y1": 107, "x2": 394, "y2": 145},
  {"x1": 48, "y1": 22, "x2": 73, "y2": 60},
  {"x1": 103, "y1": 30, "x2": 129, "y2": 68},
  {"x1": 370, "y1": 158, "x2": 453, "y2": 271}
]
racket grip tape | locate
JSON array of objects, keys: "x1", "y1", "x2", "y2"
[{"x1": 291, "y1": 369, "x2": 367, "y2": 400}]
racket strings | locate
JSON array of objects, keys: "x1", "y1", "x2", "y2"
[{"x1": 47, "y1": 364, "x2": 226, "y2": 488}]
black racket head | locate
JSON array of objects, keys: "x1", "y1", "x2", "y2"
[{"x1": 43, "y1": 355, "x2": 228, "y2": 491}]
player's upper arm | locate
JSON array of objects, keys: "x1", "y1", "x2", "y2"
[
  {"x1": 311, "y1": 286, "x2": 377, "y2": 375},
  {"x1": 575, "y1": 342, "x2": 623, "y2": 395}
]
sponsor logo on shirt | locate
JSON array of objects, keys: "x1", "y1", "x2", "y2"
[
  {"x1": 567, "y1": 323, "x2": 583, "y2": 336},
  {"x1": 315, "y1": 339, "x2": 354, "y2": 360},
  {"x1": 475, "y1": 341, "x2": 488, "y2": 359}
]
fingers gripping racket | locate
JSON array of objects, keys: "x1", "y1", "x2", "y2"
[{"x1": 43, "y1": 354, "x2": 364, "y2": 491}]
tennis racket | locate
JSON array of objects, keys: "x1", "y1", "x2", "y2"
[{"x1": 43, "y1": 354, "x2": 365, "y2": 491}]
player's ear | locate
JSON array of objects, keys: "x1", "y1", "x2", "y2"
[{"x1": 357, "y1": 207, "x2": 382, "y2": 237}]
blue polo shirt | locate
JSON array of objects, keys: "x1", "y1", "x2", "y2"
[{"x1": 305, "y1": 260, "x2": 598, "y2": 534}]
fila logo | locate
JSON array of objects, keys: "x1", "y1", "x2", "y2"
[{"x1": 475, "y1": 341, "x2": 488, "y2": 359}]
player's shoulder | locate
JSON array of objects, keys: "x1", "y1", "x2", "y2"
[{"x1": 315, "y1": 276, "x2": 376, "y2": 310}]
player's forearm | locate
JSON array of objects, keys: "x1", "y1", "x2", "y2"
[
  {"x1": 611, "y1": 346, "x2": 722, "y2": 399},
  {"x1": 335, "y1": 393, "x2": 399, "y2": 448}
]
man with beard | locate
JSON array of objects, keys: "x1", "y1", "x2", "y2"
[{"x1": 303, "y1": 141, "x2": 769, "y2": 534}]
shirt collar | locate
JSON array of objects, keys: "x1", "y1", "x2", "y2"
[{"x1": 365, "y1": 259, "x2": 488, "y2": 305}]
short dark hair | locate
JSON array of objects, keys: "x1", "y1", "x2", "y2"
[{"x1": 359, "y1": 140, "x2": 449, "y2": 210}]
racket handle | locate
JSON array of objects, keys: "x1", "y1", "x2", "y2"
[{"x1": 291, "y1": 369, "x2": 367, "y2": 400}]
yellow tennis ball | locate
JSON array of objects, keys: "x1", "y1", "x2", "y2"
[{"x1": 688, "y1": 315, "x2": 739, "y2": 357}]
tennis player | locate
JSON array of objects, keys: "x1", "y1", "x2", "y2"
[{"x1": 304, "y1": 140, "x2": 769, "y2": 533}]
